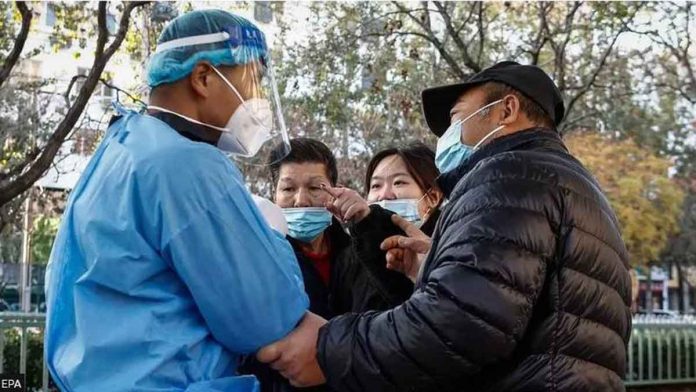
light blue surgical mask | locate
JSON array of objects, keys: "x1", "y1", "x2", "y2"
[
  {"x1": 435, "y1": 99, "x2": 505, "y2": 174},
  {"x1": 282, "y1": 207, "x2": 333, "y2": 243},
  {"x1": 372, "y1": 199, "x2": 421, "y2": 226}
]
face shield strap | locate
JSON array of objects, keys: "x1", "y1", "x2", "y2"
[
  {"x1": 154, "y1": 25, "x2": 267, "y2": 54},
  {"x1": 154, "y1": 32, "x2": 230, "y2": 54}
]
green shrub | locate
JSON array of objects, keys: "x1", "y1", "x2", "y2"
[{"x1": 2, "y1": 328, "x2": 56, "y2": 391}]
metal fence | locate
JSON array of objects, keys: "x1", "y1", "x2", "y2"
[
  {"x1": 626, "y1": 315, "x2": 696, "y2": 387},
  {"x1": 0, "y1": 312, "x2": 695, "y2": 390},
  {"x1": 0, "y1": 312, "x2": 49, "y2": 392}
]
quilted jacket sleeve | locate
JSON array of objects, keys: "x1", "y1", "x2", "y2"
[{"x1": 316, "y1": 174, "x2": 558, "y2": 392}]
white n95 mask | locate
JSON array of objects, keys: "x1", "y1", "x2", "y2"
[{"x1": 211, "y1": 66, "x2": 273, "y2": 158}]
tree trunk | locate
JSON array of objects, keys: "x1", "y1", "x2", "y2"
[
  {"x1": 682, "y1": 264, "x2": 692, "y2": 314},
  {"x1": 676, "y1": 261, "x2": 685, "y2": 313},
  {"x1": 645, "y1": 278, "x2": 653, "y2": 313}
]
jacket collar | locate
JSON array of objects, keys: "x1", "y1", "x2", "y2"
[{"x1": 436, "y1": 127, "x2": 566, "y2": 197}]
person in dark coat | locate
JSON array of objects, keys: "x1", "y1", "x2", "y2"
[
  {"x1": 244, "y1": 138, "x2": 442, "y2": 391},
  {"x1": 331, "y1": 142, "x2": 444, "y2": 313},
  {"x1": 257, "y1": 61, "x2": 632, "y2": 392}
]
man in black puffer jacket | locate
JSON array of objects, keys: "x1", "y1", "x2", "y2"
[{"x1": 258, "y1": 61, "x2": 632, "y2": 392}]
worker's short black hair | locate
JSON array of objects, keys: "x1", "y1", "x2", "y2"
[{"x1": 269, "y1": 137, "x2": 338, "y2": 187}]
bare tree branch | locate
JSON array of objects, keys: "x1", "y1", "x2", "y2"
[
  {"x1": 0, "y1": 146, "x2": 40, "y2": 182},
  {"x1": 391, "y1": 2, "x2": 430, "y2": 34},
  {"x1": 419, "y1": 1, "x2": 434, "y2": 46},
  {"x1": 528, "y1": 2, "x2": 552, "y2": 65},
  {"x1": 660, "y1": 74, "x2": 696, "y2": 104},
  {"x1": 95, "y1": 2, "x2": 109, "y2": 58},
  {"x1": 562, "y1": 110, "x2": 601, "y2": 130},
  {"x1": 64, "y1": 75, "x2": 146, "y2": 107},
  {"x1": 345, "y1": 5, "x2": 439, "y2": 39},
  {"x1": 362, "y1": 31, "x2": 434, "y2": 43},
  {"x1": 564, "y1": 4, "x2": 644, "y2": 125},
  {"x1": 0, "y1": 1, "x2": 149, "y2": 207},
  {"x1": 0, "y1": 2, "x2": 32, "y2": 89},
  {"x1": 683, "y1": 3, "x2": 695, "y2": 93},
  {"x1": 105, "y1": 3, "x2": 149, "y2": 61},
  {"x1": 554, "y1": 1, "x2": 582, "y2": 91},
  {"x1": 0, "y1": 193, "x2": 27, "y2": 234},
  {"x1": 364, "y1": 8, "x2": 430, "y2": 26},
  {"x1": 539, "y1": 3, "x2": 554, "y2": 48},
  {"x1": 629, "y1": 3, "x2": 695, "y2": 103},
  {"x1": 454, "y1": 2, "x2": 478, "y2": 38},
  {"x1": 391, "y1": 1, "x2": 467, "y2": 79},
  {"x1": 475, "y1": 2, "x2": 485, "y2": 64},
  {"x1": 433, "y1": 1, "x2": 482, "y2": 72}
]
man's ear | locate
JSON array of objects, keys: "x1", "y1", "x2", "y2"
[
  {"x1": 189, "y1": 62, "x2": 213, "y2": 99},
  {"x1": 499, "y1": 94, "x2": 521, "y2": 125}
]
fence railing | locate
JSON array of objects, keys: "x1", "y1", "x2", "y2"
[
  {"x1": 625, "y1": 316, "x2": 696, "y2": 387},
  {"x1": 0, "y1": 312, "x2": 695, "y2": 390},
  {"x1": 0, "y1": 312, "x2": 49, "y2": 392}
]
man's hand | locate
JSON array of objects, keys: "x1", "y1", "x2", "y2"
[
  {"x1": 257, "y1": 312, "x2": 328, "y2": 387},
  {"x1": 380, "y1": 214, "x2": 431, "y2": 283},
  {"x1": 321, "y1": 184, "x2": 371, "y2": 223}
]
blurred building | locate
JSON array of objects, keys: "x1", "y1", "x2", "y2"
[{"x1": 634, "y1": 266, "x2": 696, "y2": 315}]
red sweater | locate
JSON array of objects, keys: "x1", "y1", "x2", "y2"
[{"x1": 303, "y1": 250, "x2": 331, "y2": 286}]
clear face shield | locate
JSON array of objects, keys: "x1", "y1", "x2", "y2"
[{"x1": 150, "y1": 24, "x2": 290, "y2": 166}]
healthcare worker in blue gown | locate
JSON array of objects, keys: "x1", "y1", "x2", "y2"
[{"x1": 44, "y1": 9, "x2": 318, "y2": 392}]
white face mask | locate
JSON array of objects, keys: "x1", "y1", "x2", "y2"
[
  {"x1": 210, "y1": 66, "x2": 273, "y2": 157},
  {"x1": 148, "y1": 66, "x2": 274, "y2": 157}
]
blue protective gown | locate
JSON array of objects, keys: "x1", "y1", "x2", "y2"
[{"x1": 45, "y1": 109, "x2": 309, "y2": 392}]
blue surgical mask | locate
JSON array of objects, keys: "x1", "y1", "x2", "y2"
[
  {"x1": 372, "y1": 199, "x2": 421, "y2": 225},
  {"x1": 435, "y1": 99, "x2": 505, "y2": 174},
  {"x1": 282, "y1": 207, "x2": 333, "y2": 243}
]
